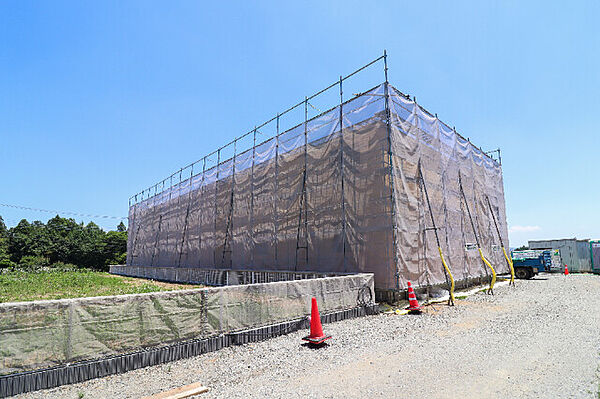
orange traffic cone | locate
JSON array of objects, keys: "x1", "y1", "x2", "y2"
[
  {"x1": 302, "y1": 297, "x2": 331, "y2": 345},
  {"x1": 406, "y1": 282, "x2": 421, "y2": 313},
  {"x1": 564, "y1": 265, "x2": 569, "y2": 275}
]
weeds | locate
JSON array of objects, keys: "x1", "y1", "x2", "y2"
[{"x1": 0, "y1": 269, "x2": 202, "y2": 303}]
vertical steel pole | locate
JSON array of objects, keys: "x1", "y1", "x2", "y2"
[
  {"x1": 383, "y1": 50, "x2": 400, "y2": 290},
  {"x1": 214, "y1": 149, "x2": 220, "y2": 267},
  {"x1": 274, "y1": 115, "x2": 279, "y2": 267},
  {"x1": 250, "y1": 128, "x2": 257, "y2": 268},
  {"x1": 197, "y1": 157, "x2": 206, "y2": 267},
  {"x1": 152, "y1": 180, "x2": 165, "y2": 267},
  {"x1": 151, "y1": 185, "x2": 156, "y2": 244},
  {"x1": 150, "y1": 187, "x2": 155, "y2": 266},
  {"x1": 150, "y1": 187, "x2": 155, "y2": 267},
  {"x1": 352, "y1": 81, "x2": 357, "y2": 272},
  {"x1": 165, "y1": 174, "x2": 173, "y2": 266},
  {"x1": 129, "y1": 195, "x2": 135, "y2": 266},
  {"x1": 175, "y1": 169, "x2": 182, "y2": 264},
  {"x1": 230, "y1": 139, "x2": 237, "y2": 268},
  {"x1": 339, "y1": 76, "x2": 347, "y2": 272},
  {"x1": 303, "y1": 98, "x2": 308, "y2": 267},
  {"x1": 178, "y1": 164, "x2": 194, "y2": 267},
  {"x1": 295, "y1": 97, "x2": 309, "y2": 271}
]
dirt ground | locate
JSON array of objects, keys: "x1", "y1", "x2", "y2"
[{"x1": 18, "y1": 274, "x2": 600, "y2": 399}]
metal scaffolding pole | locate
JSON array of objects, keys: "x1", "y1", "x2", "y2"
[
  {"x1": 351, "y1": 85, "x2": 357, "y2": 274},
  {"x1": 214, "y1": 150, "x2": 220, "y2": 267},
  {"x1": 339, "y1": 76, "x2": 347, "y2": 272},
  {"x1": 221, "y1": 140, "x2": 236, "y2": 268},
  {"x1": 383, "y1": 49, "x2": 400, "y2": 290},
  {"x1": 151, "y1": 180, "x2": 165, "y2": 267},
  {"x1": 145, "y1": 186, "x2": 156, "y2": 267},
  {"x1": 295, "y1": 98, "x2": 309, "y2": 271},
  {"x1": 250, "y1": 127, "x2": 257, "y2": 268},
  {"x1": 178, "y1": 165, "x2": 194, "y2": 267},
  {"x1": 165, "y1": 174, "x2": 175, "y2": 264},
  {"x1": 303, "y1": 100, "x2": 308, "y2": 267},
  {"x1": 197, "y1": 157, "x2": 206, "y2": 267},
  {"x1": 129, "y1": 196, "x2": 139, "y2": 265},
  {"x1": 274, "y1": 116, "x2": 279, "y2": 267}
]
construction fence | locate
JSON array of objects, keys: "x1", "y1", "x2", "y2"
[{"x1": 0, "y1": 273, "x2": 374, "y2": 376}]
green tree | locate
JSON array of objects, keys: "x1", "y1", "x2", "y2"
[
  {"x1": 46, "y1": 216, "x2": 82, "y2": 264},
  {"x1": 8, "y1": 219, "x2": 33, "y2": 262},
  {"x1": 4, "y1": 215, "x2": 127, "y2": 271},
  {"x1": 7, "y1": 219, "x2": 51, "y2": 264},
  {"x1": 103, "y1": 229, "x2": 127, "y2": 266},
  {"x1": 77, "y1": 222, "x2": 106, "y2": 269},
  {"x1": 0, "y1": 216, "x2": 14, "y2": 268},
  {"x1": 0, "y1": 216, "x2": 8, "y2": 252},
  {"x1": 0, "y1": 216, "x2": 7, "y2": 241}
]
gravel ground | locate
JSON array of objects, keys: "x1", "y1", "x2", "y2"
[{"x1": 17, "y1": 274, "x2": 600, "y2": 399}]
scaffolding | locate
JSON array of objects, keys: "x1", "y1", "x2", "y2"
[{"x1": 127, "y1": 51, "x2": 509, "y2": 291}]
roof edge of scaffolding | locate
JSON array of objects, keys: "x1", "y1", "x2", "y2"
[{"x1": 129, "y1": 53, "x2": 501, "y2": 205}]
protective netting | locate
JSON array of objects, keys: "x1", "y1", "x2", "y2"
[
  {"x1": 0, "y1": 274, "x2": 374, "y2": 375},
  {"x1": 127, "y1": 83, "x2": 509, "y2": 291},
  {"x1": 389, "y1": 86, "x2": 509, "y2": 289}
]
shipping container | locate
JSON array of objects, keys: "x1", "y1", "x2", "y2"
[
  {"x1": 591, "y1": 240, "x2": 600, "y2": 274},
  {"x1": 528, "y1": 238, "x2": 592, "y2": 272}
]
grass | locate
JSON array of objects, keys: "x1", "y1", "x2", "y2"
[{"x1": 0, "y1": 269, "x2": 203, "y2": 303}]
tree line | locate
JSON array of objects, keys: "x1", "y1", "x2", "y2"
[{"x1": 0, "y1": 215, "x2": 127, "y2": 271}]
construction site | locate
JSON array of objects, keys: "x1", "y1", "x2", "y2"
[
  {"x1": 3, "y1": 1, "x2": 600, "y2": 396},
  {"x1": 0, "y1": 53, "x2": 516, "y2": 396},
  {"x1": 123, "y1": 53, "x2": 509, "y2": 296},
  {"x1": 1, "y1": 53, "x2": 599, "y2": 399}
]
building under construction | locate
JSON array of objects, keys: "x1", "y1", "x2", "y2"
[{"x1": 124, "y1": 54, "x2": 510, "y2": 295}]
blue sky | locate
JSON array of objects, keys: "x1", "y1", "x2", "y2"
[{"x1": 1, "y1": 1, "x2": 598, "y2": 246}]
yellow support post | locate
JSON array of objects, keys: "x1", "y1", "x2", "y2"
[
  {"x1": 484, "y1": 194, "x2": 514, "y2": 288},
  {"x1": 502, "y1": 246, "x2": 515, "y2": 286},
  {"x1": 438, "y1": 247, "x2": 455, "y2": 304},
  {"x1": 478, "y1": 247, "x2": 496, "y2": 294}
]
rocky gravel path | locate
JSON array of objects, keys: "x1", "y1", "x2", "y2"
[{"x1": 17, "y1": 274, "x2": 600, "y2": 399}]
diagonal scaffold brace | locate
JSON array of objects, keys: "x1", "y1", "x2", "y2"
[
  {"x1": 417, "y1": 161, "x2": 455, "y2": 306},
  {"x1": 485, "y1": 195, "x2": 515, "y2": 286},
  {"x1": 458, "y1": 171, "x2": 496, "y2": 295}
]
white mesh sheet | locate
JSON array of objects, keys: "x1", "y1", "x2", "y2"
[
  {"x1": 389, "y1": 87, "x2": 509, "y2": 289},
  {"x1": 126, "y1": 83, "x2": 508, "y2": 291}
]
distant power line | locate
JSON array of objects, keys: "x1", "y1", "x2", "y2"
[{"x1": 0, "y1": 203, "x2": 128, "y2": 221}]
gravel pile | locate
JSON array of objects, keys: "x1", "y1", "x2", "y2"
[{"x1": 17, "y1": 274, "x2": 600, "y2": 399}]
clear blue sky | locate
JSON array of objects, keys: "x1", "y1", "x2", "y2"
[{"x1": 1, "y1": 1, "x2": 598, "y2": 247}]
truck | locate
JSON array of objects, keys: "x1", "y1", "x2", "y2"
[{"x1": 511, "y1": 249, "x2": 559, "y2": 279}]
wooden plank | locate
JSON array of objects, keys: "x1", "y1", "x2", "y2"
[{"x1": 141, "y1": 382, "x2": 209, "y2": 399}]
